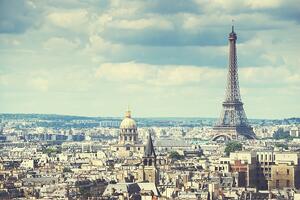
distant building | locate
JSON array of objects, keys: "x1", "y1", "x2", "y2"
[
  {"x1": 112, "y1": 109, "x2": 144, "y2": 157},
  {"x1": 138, "y1": 133, "x2": 159, "y2": 185},
  {"x1": 229, "y1": 151, "x2": 257, "y2": 187},
  {"x1": 269, "y1": 152, "x2": 300, "y2": 190},
  {"x1": 154, "y1": 138, "x2": 191, "y2": 153},
  {"x1": 256, "y1": 150, "x2": 276, "y2": 190},
  {"x1": 229, "y1": 150, "x2": 300, "y2": 190},
  {"x1": 102, "y1": 182, "x2": 160, "y2": 199},
  {"x1": 290, "y1": 126, "x2": 300, "y2": 137}
]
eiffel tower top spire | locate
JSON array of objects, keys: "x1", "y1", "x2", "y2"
[{"x1": 225, "y1": 23, "x2": 240, "y2": 102}]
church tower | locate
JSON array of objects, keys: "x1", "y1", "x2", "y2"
[{"x1": 138, "y1": 133, "x2": 159, "y2": 185}]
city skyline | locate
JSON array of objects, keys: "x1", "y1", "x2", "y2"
[{"x1": 1, "y1": 0, "x2": 300, "y2": 119}]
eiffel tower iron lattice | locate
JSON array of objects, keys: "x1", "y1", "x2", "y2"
[{"x1": 212, "y1": 26, "x2": 256, "y2": 141}]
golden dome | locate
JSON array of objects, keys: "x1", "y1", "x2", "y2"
[{"x1": 120, "y1": 110, "x2": 137, "y2": 129}]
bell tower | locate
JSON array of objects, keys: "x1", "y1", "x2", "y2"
[{"x1": 138, "y1": 133, "x2": 159, "y2": 185}]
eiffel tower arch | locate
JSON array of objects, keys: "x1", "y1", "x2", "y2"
[{"x1": 212, "y1": 26, "x2": 256, "y2": 141}]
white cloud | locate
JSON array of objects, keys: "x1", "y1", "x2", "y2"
[
  {"x1": 241, "y1": 66, "x2": 300, "y2": 86},
  {"x1": 43, "y1": 37, "x2": 80, "y2": 50},
  {"x1": 95, "y1": 61, "x2": 224, "y2": 86},
  {"x1": 84, "y1": 35, "x2": 121, "y2": 54},
  {"x1": 153, "y1": 66, "x2": 224, "y2": 86},
  {"x1": 95, "y1": 62, "x2": 154, "y2": 82},
  {"x1": 200, "y1": 0, "x2": 282, "y2": 13},
  {"x1": 96, "y1": 62, "x2": 300, "y2": 90},
  {"x1": 47, "y1": 9, "x2": 88, "y2": 31},
  {"x1": 246, "y1": 0, "x2": 282, "y2": 9},
  {"x1": 110, "y1": 18, "x2": 174, "y2": 30},
  {"x1": 0, "y1": 73, "x2": 9, "y2": 86},
  {"x1": 29, "y1": 77, "x2": 49, "y2": 92}
]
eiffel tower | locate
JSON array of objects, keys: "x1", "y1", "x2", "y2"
[{"x1": 212, "y1": 26, "x2": 256, "y2": 141}]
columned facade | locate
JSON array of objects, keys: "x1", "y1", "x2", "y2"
[{"x1": 112, "y1": 109, "x2": 144, "y2": 157}]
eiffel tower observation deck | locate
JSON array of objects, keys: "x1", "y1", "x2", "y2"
[{"x1": 212, "y1": 26, "x2": 256, "y2": 141}]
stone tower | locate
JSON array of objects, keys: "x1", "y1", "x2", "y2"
[{"x1": 138, "y1": 133, "x2": 159, "y2": 185}]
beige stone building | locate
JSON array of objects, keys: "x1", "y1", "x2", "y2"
[
  {"x1": 269, "y1": 152, "x2": 300, "y2": 190},
  {"x1": 229, "y1": 150, "x2": 300, "y2": 190},
  {"x1": 229, "y1": 151, "x2": 257, "y2": 187},
  {"x1": 256, "y1": 150, "x2": 275, "y2": 190},
  {"x1": 112, "y1": 109, "x2": 144, "y2": 157}
]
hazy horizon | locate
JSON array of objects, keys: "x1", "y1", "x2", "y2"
[{"x1": 1, "y1": 112, "x2": 299, "y2": 120}]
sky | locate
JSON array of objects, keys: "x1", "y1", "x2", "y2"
[{"x1": 0, "y1": 0, "x2": 300, "y2": 119}]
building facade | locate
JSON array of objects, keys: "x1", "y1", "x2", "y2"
[{"x1": 112, "y1": 109, "x2": 144, "y2": 157}]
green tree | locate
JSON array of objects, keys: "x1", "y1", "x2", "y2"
[
  {"x1": 63, "y1": 167, "x2": 72, "y2": 173},
  {"x1": 275, "y1": 143, "x2": 288, "y2": 150},
  {"x1": 169, "y1": 151, "x2": 185, "y2": 160},
  {"x1": 224, "y1": 141, "x2": 242, "y2": 156},
  {"x1": 273, "y1": 128, "x2": 291, "y2": 140},
  {"x1": 42, "y1": 147, "x2": 61, "y2": 155}
]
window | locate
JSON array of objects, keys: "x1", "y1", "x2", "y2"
[
  {"x1": 287, "y1": 180, "x2": 290, "y2": 187},
  {"x1": 276, "y1": 170, "x2": 279, "y2": 175},
  {"x1": 276, "y1": 180, "x2": 279, "y2": 188},
  {"x1": 287, "y1": 169, "x2": 290, "y2": 175},
  {"x1": 126, "y1": 146, "x2": 130, "y2": 150}
]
